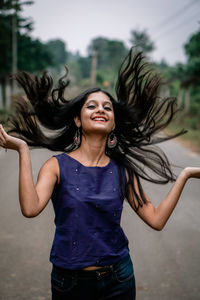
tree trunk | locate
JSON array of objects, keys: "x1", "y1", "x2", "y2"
[
  {"x1": 90, "y1": 50, "x2": 98, "y2": 86},
  {"x1": 12, "y1": 2, "x2": 18, "y2": 94},
  {"x1": 184, "y1": 89, "x2": 190, "y2": 113},
  {"x1": 0, "y1": 78, "x2": 6, "y2": 109},
  {"x1": 177, "y1": 88, "x2": 183, "y2": 108},
  {"x1": 0, "y1": 84, "x2": 3, "y2": 109}
]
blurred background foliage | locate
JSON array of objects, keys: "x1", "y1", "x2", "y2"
[{"x1": 0, "y1": 0, "x2": 199, "y2": 149}]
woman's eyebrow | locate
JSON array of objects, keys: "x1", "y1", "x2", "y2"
[
  {"x1": 104, "y1": 101, "x2": 112, "y2": 106},
  {"x1": 85, "y1": 100, "x2": 96, "y2": 104},
  {"x1": 86, "y1": 100, "x2": 112, "y2": 106}
]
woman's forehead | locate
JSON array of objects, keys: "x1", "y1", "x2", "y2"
[{"x1": 86, "y1": 92, "x2": 112, "y2": 103}]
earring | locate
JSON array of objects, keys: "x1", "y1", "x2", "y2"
[
  {"x1": 107, "y1": 132, "x2": 117, "y2": 148},
  {"x1": 74, "y1": 127, "x2": 81, "y2": 147}
]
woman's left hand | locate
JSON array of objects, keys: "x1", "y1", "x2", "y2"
[
  {"x1": 127, "y1": 166, "x2": 200, "y2": 231},
  {"x1": 183, "y1": 167, "x2": 200, "y2": 179}
]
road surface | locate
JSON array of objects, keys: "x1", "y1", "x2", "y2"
[{"x1": 0, "y1": 140, "x2": 199, "y2": 299}]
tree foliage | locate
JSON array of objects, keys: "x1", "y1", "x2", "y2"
[
  {"x1": 0, "y1": 0, "x2": 33, "y2": 78},
  {"x1": 183, "y1": 30, "x2": 200, "y2": 87},
  {"x1": 0, "y1": 0, "x2": 70, "y2": 110},
  {"x1": 129, "y1": 29, "x2": 155, "y2": 57},
  {"x1": 85, "y1": 37, "x2": 128, "y2": 89},
  {"x1": 0, "y1": 0, "x2": 51, "y2": 78},
  {"x1": 155, "y1": 29, "x2": 200, "y2": 131},
  {"x1": 46, "y1": 39, "x2": 67, "y2": 70},
  {"x1": 18, "y1": 35, "x2": 53, "y2": 72},
  {"x1": 0, "y1": 1, "x2": 67, "y2": 78},
  {"x1": 0, "y1": 13, "x2": 12, "y2": 78},
  {"x1": 88, "y1": 37, "x2": 128, "y2": 71}
]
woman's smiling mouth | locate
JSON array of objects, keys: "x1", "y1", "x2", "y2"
[{"x1": 92, "y1": 116, "x2": 107, "y2": 122}]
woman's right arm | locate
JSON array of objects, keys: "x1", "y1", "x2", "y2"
[{"x1": 0, "y1": 124, "x2": 58, "y2": 217}]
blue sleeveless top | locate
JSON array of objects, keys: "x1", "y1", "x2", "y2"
[{"x1": 50, "y1": 153, "x2": 129, "y2": 270}]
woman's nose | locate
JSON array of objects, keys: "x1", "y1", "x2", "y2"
[{"x1": 97, "y1": 105, "x2": 105, "y2": 113}]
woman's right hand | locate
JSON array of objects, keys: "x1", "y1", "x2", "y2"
[
  {"x1": 0, "y1": 124, "x2": 27, "y2": 152},
  {"x1": 0, "y1": 124, "x2": 58, "y2": 218}
]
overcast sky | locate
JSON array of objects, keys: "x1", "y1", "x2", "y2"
[{"x1": 22, "y1": 0, "x2": 200, "y2": 65}]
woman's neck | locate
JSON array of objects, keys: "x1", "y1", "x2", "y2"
[{"x1": 70, "y1": 134, "x2": 109, "y2": 167}]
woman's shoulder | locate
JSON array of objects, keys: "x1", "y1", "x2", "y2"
[
  {"x1": 37, "y1": 156, "x2": 60, "y2": 184},
  {"x1": 41, "y1": 156, "x2": 60, "y2": 171},
  {"x1": 51, "y1": 152, "x2": 69, "y2": 164},
  {"x1": 52, "y1": 152, "x2": 65, "y2": 159}
]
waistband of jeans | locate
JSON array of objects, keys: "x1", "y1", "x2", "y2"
[{"x1": 53, "y1": 254, "x2": 131, "y2": 278}]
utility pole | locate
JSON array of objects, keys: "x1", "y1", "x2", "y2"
[
  {"x1": 90, "y1": 50, "x2": 98, "y2": 86},
  {"x1": 12, "y1": 0, "x2": 17, "y2": 95},
  {"x1": 184, "y1": 89, "x2": 190, "y2": 113}
]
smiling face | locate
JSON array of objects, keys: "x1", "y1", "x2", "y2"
[{"x1": 74, "y1": 92, "x2": 115, "y2": 136}]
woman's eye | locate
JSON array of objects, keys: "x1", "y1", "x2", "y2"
[
  {"x1": 86, "y1": 104, "x2": 112, "y2": 111},
  {"x1": 104, "y1": 106, "x2": 112, "y2": 111},
  {"x1": 87, "y1": 105, "x2": 96, "y2": 109}
]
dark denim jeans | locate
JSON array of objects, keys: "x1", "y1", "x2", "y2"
[{"x1": 51, "y1": 255, "x2": 136, "y2": 300}]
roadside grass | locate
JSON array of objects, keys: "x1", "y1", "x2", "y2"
[{"x1": 166, "y1": 122, "x2": 200, "y2": 154}]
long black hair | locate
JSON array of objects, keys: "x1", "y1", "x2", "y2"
[{"x1": 8, "y1": 48, "x2": 186, "y2": 209}]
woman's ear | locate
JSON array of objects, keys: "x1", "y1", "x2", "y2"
[
  {"x1": 112, "y1": 122, "x2": 115, "y2": 131},
  {"x1": 74, "y1": 116, "x2": 81, "y2": 128}
]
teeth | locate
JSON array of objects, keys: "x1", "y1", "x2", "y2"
[{"x1": 94, "y1": 118, "x2": 105, "y2": 121}]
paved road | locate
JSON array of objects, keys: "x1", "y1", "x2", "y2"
[{"x1": 0, "y1": 140, "x2": 199, "y2": 300}]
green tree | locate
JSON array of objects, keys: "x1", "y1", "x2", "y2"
[
  {"x1": 18, "y1": 34, "x2": 53, "y2": 72},
  {"x1": 0, "y1": 0, "x2": 33, "y2": 76},
  {"x1": 0, "y1": 0, "x2": 34, "y2": 107},
  {"x1": 46, "y1": 39, "x2": 67, "y2": 71},
  {"x1": 87, "y1": 37, "x2": 128, "y2": 88},
  {"x1": 87, "y1": 37, "x2": 128, "y2": 90},
  {"x1": 0, "y1": 0, "x2": 58, "y2": 108},
  {"x1": 88, "y1": 37, "x2": 128, "y2": 70},
  {"x1": 104, "y1": 40, "x2": 128, "y2": 71},
  {"x1": 77, "y1": 56, "x2": 91, "y2": 79},
  {"x1": 0, "y1": 13, "x2": 12, "y2": 77},
  {"x1": 184, "y1": 30, "x2": 200, "y2": 86},
  {"x1": 183, "y1": 30, "x2": 200, "y2": 126},
  {"x1": 66, "y1": 51, "x2": 91, "y2": 85},
  {"x1": 159, "y1": 30, "x2": 200, "y2": 130},
  {"x1": 129, "y1": 29, "x2": 155, "y2": 57},
  {"x1": 88, "y1": 37, "x2": 109, "y2": 69}
]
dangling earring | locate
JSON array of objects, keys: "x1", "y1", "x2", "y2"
[
  {"x1": 107, "y1": 131, "x2": 117, "y2": 148},
  {"x1": 74, "y1": 127, "x2": 81, "y2": 147}
]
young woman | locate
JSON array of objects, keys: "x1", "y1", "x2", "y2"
[{"x1": 0, "y1": 49, "x2": 199, "y2": 300}]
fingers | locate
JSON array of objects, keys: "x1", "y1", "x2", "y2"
[
  {"x1": 184, "y1": 167, "x2": 200, "y2": 179},
  {"x1": 0, "y1": 124, "x2": 7, "y2": 137},
  {"x1": 0, "y1": 124, "x2": 27, "y2": 152},
  {"x1": 0, "y1": 124, "x2": 7, "y2": 145}
]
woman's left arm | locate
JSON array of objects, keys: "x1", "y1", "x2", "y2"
[{"x1": 126, "y1": 167, "x2": 200, "y2": 231}]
